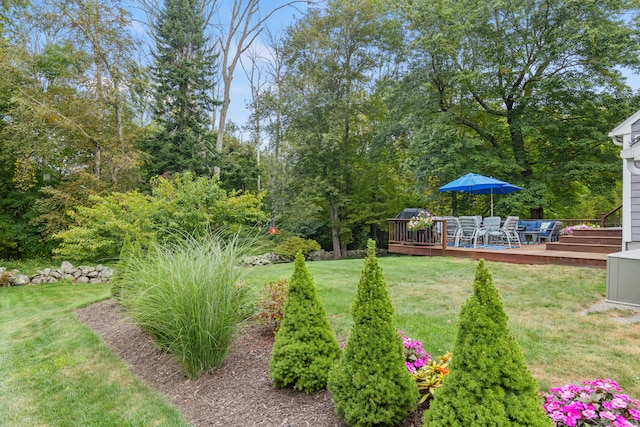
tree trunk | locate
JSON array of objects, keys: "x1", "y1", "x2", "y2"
[{"x1": 329, "y1": 201, "x2": 342, "y2": 259}]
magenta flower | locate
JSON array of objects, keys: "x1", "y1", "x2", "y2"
[{"x1": 601, "y1": 411, "x2": 618, "y2": 421}]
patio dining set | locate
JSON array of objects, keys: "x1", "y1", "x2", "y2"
[{"x1": 443, "y1": 216, "x2": 563, "y2": 249}]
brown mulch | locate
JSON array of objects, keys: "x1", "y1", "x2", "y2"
[{"x1": 75, "y1": 299, "x2": 425, "y2": 427}]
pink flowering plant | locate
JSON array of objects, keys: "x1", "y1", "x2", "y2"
[
  {"x1": 560, "y1": 224, "x2": 594, "y2": 236},
  {"x1": 407, "y1": 212, "x2": 433, "y2": 231},
  {"x1": 542, "y1": 378, "x2": 640, "y2": 427},
  {"x1": 399, "y1": 331, "x2": 431, "y2": 374}
]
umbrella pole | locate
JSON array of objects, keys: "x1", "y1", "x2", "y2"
[{"x1": 491, "y1": 189, "x2": 494, "y2": 217}]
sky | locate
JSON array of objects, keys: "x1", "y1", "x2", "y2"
[{"x1": 122, "y1": 0, "x2": 640, "y2": 138}]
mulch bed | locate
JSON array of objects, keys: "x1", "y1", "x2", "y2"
[{"x1": 76, "y1": 299, "x2": 425, "y2": 427}]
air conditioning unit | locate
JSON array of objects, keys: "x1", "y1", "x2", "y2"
[{"x1": 606, "y1": 249, "x2": 640, "y2": 306}]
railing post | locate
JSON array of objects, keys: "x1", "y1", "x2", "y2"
[{"x1": 441, "y1": 219, "x2": 447, "y2": 253}]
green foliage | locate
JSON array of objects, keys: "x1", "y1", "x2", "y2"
[
  {"x1": 328, "y1": 240, "x2": 419, "y2": 426},
  {"x1": 53, "y1": 173, "x2": 266, "y2": 262},
  {"x1": 256, "y1": 279, "x2": 289, "y2": 333},
  {"x1": 412, "y1": 352, "x2": 451, "y2": 404},
  {"x1": 273, "y1": 236, "x2": 320, "y2": 260},
  {"x1": 423, "y1": 260, "x2": 552, "y2": 427},
  {"x1": 115, "y1": 233, "x2": 254, "y2": 378},
  {"x1": 144, "y1": 0, "x2": 218, "y2": 176},
  {"x1": 269, "y1": 252, "x2": 341, "y2": 393}
]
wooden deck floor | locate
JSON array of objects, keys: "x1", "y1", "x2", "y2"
[{"x1": 388, "y1": 243, "x2": 610, "y2": 269}]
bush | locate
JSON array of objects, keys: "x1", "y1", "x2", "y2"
[
  {"x1": 269, "y1": 252, "x2": 341, "y2": 393},
  {"x1": 273, "y1": 236, "x2": 320, "y2": 260},
  {"x1": 114, "y1": 233, "x2": 254, "y2": 378},
  {"x1": 423, "y1": 259, "x2": 552, "y2": 427},
  {"x1": 256, "y1": 279, "x2": 289, "y2": 333},
  {"x1": 53, "y1": 173, "x2": 266, "y2": 262},
  {"x1": 328, "y1": 240, "x2": 419, "y2": 427},
  {"x1": 542, "y1": 378, "x2": 640, "y2": 426}
]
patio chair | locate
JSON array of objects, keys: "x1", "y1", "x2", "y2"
[
  {"x1": 539, "y1": 221, "x2": 563, "y2": 243},
  {"x1": 443, "y1": 216, "x2": 461, "y2": 247},
  {"x1": 477, "y1": 216, "x2": 501, "y2": 247},
  {"x1": 487, "y1": 215, "x2": 521, "y2": 248},
  {"x1": 457, "y1": 216, "x2": 481, "y2": 247}
]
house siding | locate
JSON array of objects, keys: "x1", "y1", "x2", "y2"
[{"x1": 631, "y1": 122, "x2": 640, "y2": 242}]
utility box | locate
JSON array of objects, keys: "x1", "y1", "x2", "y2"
[{"x1": 606, "y1": 249, "x2": 640, "y2": 306}]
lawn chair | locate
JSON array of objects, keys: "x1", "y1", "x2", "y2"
[
  {"x1": 487, "y1": 216, "x2": 521, "y2": 248},
  {"x1": 539, "y1": 221, "x2": 563, "y2": 243},
  {"x1": 443, "y1": 216, "x2": 461, "y2": 247},
  {"x1": 477, "y1": 216, "x2": 501, "y2": 247},
  {"x1": 457, "y1": 216, "x2": 481, "y2": 247}
]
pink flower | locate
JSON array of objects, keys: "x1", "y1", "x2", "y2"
[
  {"x1": 629, "y1": 409, "x2": 640, "y2": 420},
  {"x1": 611, "y1": 397, "x2": 628, "y2": 409},
  {"x1": 582, "y1": 409, "x2": 597, "y2": 419},
  {"x1": 601, "y1": 411, "x2": 617, "y2": 421}
]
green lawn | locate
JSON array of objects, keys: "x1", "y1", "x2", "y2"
[
  {"x1": 244, "y1": 255, "x2": 640, "y2": 395},
  {"x1": 0, "y1": 282, "x2": 189, "y2": 427},
  {"x1": 2, "y1": 255, "x2": 639, "y2": 425}
]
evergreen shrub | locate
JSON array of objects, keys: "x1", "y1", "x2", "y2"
[
  {"x1": 269, "y1": 252, "x2": 341, "y2": 393},
  {"x1": 328, "y1": 239, "x2": 418, "y2": 427},
  {"x1": 423, "y1": 259, "x2": 552, "y2": 427}
]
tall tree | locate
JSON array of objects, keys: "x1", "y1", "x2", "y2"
[
  {"x1": 145, "y1": 0, "x2": 218, "y2": 177},
  {"x1": 397, "y1": 0, "x2": 640, "y2": 218},
  {"x1": 279, "y1": 0, "x2": 394, "y2": 257},
  {"x1": 211, "y1": 0, "x2": 306, "y2": 179}
]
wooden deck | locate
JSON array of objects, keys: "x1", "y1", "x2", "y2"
[
  {"x1": 388, "y1": 242, "x2": 609, "y2": 269},
  {"x1": 387, "y1": 218, "x2": 613, "y2": 268}
]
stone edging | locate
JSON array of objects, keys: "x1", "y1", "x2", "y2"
[{"x1": 0, "y1": 261, "x2": 114, "y2": 287}]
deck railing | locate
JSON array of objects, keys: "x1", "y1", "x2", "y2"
[{"x1": 387, "y1": 218, "x2": 447, "y2": 248}]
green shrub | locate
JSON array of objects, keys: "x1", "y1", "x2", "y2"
[
  {"x1": 273, "y1": 236, "x2": 320, "y2": 260},
  {"x1": 256, "y1": 279, "x2": 289, "y2": 333},
  {"x1": 328, "y1": 240, "x2": 418, "y2": 427},
  {"x1": 53, "y1": 173, "x2": 266, "y2": 262},
  {"x1": 423, "y1": 259, "x2": 552, "y2": 427},
  {"x1": 114, "y1": 233, "x2": 254, "y2": 378},
  {"x1": 269, "y1": 252, "x2": 341, "y2": 393}
]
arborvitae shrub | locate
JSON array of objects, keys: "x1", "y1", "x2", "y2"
[
  {"x1": 269, "y1": 252, "x2": 341, "y2": 393},
  {"x1": 423, "y1": 259, "x2": 552, "y2": 427},
  {"x1": 328, "y1": 240, "x2": 418, "y2": 427}
]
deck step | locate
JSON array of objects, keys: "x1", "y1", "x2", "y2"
[
  {"x1": 558, "y1": 235, "x2": 622, "y2": 245},
  {"x1": 546, "y1": 242, "x2": 621, "y2": 254},
  {"x1": 572, "y1": 228, "x2": 621, "y2": 238}
]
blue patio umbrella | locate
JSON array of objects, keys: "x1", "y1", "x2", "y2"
[{"x1": 439, "y1": 173, "x2": 522, "y2": 216}]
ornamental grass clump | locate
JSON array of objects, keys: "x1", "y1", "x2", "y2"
[
  {"x1": 328, "y1": 239, "x2": 419, "y2": 427},
  {"x1": 423, "y1": 259, "x2": 552, "y2": 427},
  {"x1": 269, "y1": 252, "x2": 341, "y2": 393},
  {"x1": 542, "y1": 378, "x2": 640, "y2": 426},
  {"x1": 114, "y1": 233, "x2": 253, "y2": 378}
]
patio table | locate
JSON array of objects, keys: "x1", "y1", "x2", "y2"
[{"x1": 520, "y1": 231, "x2": 540, "y2": 245}]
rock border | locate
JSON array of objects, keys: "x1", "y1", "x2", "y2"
[{"x1": 0, "y1": 261, "x2": 114, "y2": 287}]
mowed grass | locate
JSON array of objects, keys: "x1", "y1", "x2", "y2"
[
  {"x1": 245, "y1": 255, "x2": 640, "y2": 397},
  {"x1": 0, "y1": 282, "x2": 188, "y2": 427},
  {"x1": 2, "y1": 255, "x2": 640, "y2": 426}
]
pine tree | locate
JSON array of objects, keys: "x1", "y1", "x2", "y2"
[
  {"x1": 144, "y1": 0, "x2": 217, "y2": 177},
  {"x1": 423, "y1": 259, "x2": 552, "y2": 427},
  {"x1": 269, "y1": 251, "x2": 341, "y2": 393},
  {"x1": 328, "y1": 239, "x2": 418, "y2": 427}
]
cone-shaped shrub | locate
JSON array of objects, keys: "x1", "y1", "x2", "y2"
[
  {"x1": 423, "y1": 259, "x2": 552, "y2": 427},
  {"x1": 328, "y1": 240, "x2": 418, "y2": 427},
  {"x1": 269, "y1": 251, "x2": 341, "y2": 393}
]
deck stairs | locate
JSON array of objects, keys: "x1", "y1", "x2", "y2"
[{"x1": 546, "y1": 228, "x2": 622, "y2": 254}]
